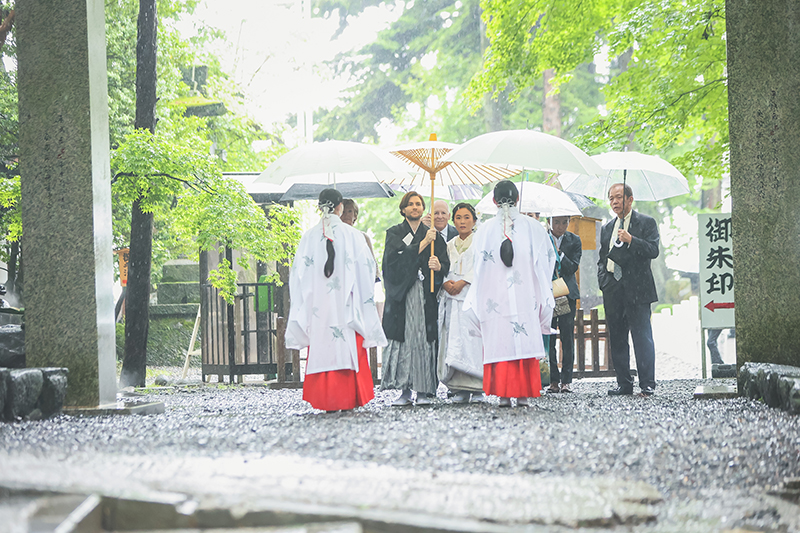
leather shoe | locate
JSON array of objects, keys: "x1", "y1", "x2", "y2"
[
  {"x1": 639, "y1": 387, "x2": 655, "y2": 397},
  {"x1": 607, "y1": 386, "x2": 633, "y2": 396}
]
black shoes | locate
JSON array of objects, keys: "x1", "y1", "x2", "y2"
[
  {"x1": 607, "y1": 386, "x2": 654, "y2": 396},
  {"x1": 608, "y1": 386, "x2": 634, "y2": 396}
]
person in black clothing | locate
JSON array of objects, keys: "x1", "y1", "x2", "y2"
[
  {"x1": 380, "y1": 191, "x2": 450, "y2": 406},
  {"x1": 597, "y1": 184, "x2": 660, "y2": 397},
  {"x1": 547, "y1": 216, "x2": 582, "y2": 393}
]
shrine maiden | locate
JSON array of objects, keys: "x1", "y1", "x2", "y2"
[
  {"x1": 286, "y1": 189, "x2": 387, "y2": 411},
  {"x1": 464, "y1": 180, "x2": 556, "y2": 407}
]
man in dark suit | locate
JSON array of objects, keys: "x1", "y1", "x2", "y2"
[
  {"x1": 547, "y1": 216, "x2": 582, "y2": 393},
  {"x1": 423, "y1": 200, "x2": 458, "y2": 242},
  {"x1": 597, "y1": 183, "x2": 660, "y2": 397}
]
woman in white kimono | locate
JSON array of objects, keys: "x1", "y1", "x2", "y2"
[
  {"x1": 286, "y1": 189, "x2": 387, "y2": 412},
  {"x1": 464, "y1": 180, "x2": 556, "y2": 407},
  {"x1": 437, "y1": 203, "x2": 485, "y2": 404}
]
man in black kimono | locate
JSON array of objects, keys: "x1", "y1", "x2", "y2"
[{"x1": 380, "y1": 191, "x2": 450, "y2": 406}]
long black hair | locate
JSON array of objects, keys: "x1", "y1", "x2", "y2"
[
  {"x1": 319, "y1": 188, "x2": 343, "y2": 278},
  {"x1": 493, "y1": 180, "x2": 518, "y2": 267}
]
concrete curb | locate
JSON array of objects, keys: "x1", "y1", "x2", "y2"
[{"x1": 738, "y1": 362, "x2": 800, "y2": 414}]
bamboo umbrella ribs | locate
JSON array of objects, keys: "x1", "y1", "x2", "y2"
[{"x1": 389, "y1": 134, "x2": 520, "y2": 292}]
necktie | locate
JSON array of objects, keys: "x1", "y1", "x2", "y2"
[{"x1": 608, "y1": 216, "x2": 626, "y2": 281}]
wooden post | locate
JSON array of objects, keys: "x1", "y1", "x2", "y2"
[
  {"x1": 576, "y1": 309, "x2": 586, "y2": 377},
  {"x1": 369, "y1": 346, "x2": 379, "y2": 384},
  {"x1": 276, "y1": 317, "x2": 287, "y2": 383},
  {"x1": 291, "y1": 349, "x2": 301, "y2": 382},
  {"x1": 591, "y1": 308, "x2": 600, "y2": 374}
]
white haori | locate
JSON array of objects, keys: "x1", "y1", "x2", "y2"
[
  {"x1": 438, "y1": 234, "x2": 483, "y2": 381},
  {"x1": 464, "y1": 206, "x2": 556, "y2": 365},
  {"x1": 286, "y1": 214, "x2": 387, "y2": 375}
]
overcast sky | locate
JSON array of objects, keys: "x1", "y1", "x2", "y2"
[{"x1": 177, "y1": 0, "x2": 400, "y2": 132}]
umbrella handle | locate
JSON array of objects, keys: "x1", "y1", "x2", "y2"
[{"x1": 430, "y1": 168, "x2": 435, "y2": 293}]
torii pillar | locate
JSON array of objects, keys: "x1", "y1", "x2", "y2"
[
  {"x1": 16, "y1": 0, "x2": 117, "y2": 405},
  {"x1": 727, "y1": 0, "x2": 800, "y2": 367}
]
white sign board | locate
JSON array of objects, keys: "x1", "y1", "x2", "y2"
[{"x1": 699, "y1": 213, "x2": 735, "y2": 328}]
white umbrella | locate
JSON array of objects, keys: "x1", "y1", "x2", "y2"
[
  {"x1": 558, "y1": 151, "x2": 690, "y2": 201},
  {"x1": 440, "y1": 130, "x2": 605, "y2": 177},
  {"x1": 254, "y1": 140, "x2": 416, "y2": 188},
  {"x1": 388, "y1": 183, "x2": 484, "y2": 201},
  {"x1": 475, "y1": 182, "x2": 582, "y2": 217}
]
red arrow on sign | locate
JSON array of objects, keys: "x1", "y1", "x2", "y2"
[{"x1": 705, "y1": 300, "x2": 735, "y2": 312}]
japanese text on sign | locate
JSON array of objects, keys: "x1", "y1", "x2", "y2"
[{"x1": 699, "y1": 214, "x2": 735, "y2": 328}]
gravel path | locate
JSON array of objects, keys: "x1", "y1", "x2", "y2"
[{"x1": 1, "y1": 377, "x2": 798, "y2": 531}]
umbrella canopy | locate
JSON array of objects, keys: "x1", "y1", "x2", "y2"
[
  {"x1": 387, "y1": 140, "x2": 520, "y2": 187},
  {"x1": 475, "y1": 182, "x2": 582, "y2": 217},
  {"x1": 440, "y1": 130, "x2": 605, "y2": 177},
  {"x1": 388, "y1": 183, "x2": 484, "y2": 201},
  {"x1": 562, "y1": 190, "x2": 598, "y2": 211},
  {"x1": 280, "y1": 182, "x2": 395, "y2": 201},
  {"x1": 558, "y1": 151, "x2": 690, "y2": 201},
  {"x1": 254, "y1": 140, "x2": 415, "y2": 187}
]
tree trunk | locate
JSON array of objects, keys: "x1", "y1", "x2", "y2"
[
  {"x1": 120, "y1": 0, "x2": 157, "y2": 388},
  {"x1": 479, "y1": 10, "x2": 503, "y2": 132},
  {"x1": 542, "y1": 69, "x2": 562, "y2": 137}
]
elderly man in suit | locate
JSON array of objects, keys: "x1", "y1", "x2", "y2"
[
  {"x1": 597, "y1": 183, "x2": 660, "y2": 397},
  {"x1": 423, "y1": 200, "x2": 458, "y2": 242},
  {"x1": 547, "y1": 216, "x2": 582, "y2": 393}
]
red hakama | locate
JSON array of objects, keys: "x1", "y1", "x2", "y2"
[
  {"x1": 483, "y1": 358, "x2": 542, "y2": 398},
  {"x1": 302, "y1": 334, "x2": 375, "y2": 411}
]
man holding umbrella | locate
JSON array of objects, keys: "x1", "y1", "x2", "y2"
[
  {"x1": 381, "y1": 191, "x2": 450, "y2": 406},
  {"x1": 598, "y1": 183, "x2": 660, "y2": 397}
]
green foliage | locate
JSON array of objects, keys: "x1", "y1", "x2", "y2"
[
  {"x1": 105, "y1": 0, "x2": 199, "y2": 146},
  {"x1": 206, "y1": 258, "x2": 238, "y2": 303},
  {"x1": 172, "y1": 176, "x2": 302, "y2": 303},
  {"x1": 113, "y1": 123, "x2": 302, "y2": 304},
  {"x1": 0, "y1": 173, "x2": 20, "y2": 242},
  {"x1": 471, "y1": 0, "x2": 728, "y2": 182},
  {"x1": 111, "y1": 118, "x2": 219, "y2": 211},
  {"x1": 314, "y1": 0, "x2": 603, "y2": 147}
]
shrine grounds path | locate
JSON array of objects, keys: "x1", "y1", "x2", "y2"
[{"x1": 1, "y1": 377, "x2": 799, "y2": 532}]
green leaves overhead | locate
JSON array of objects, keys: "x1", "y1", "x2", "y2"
[
  {"x1": 472, "y1": 0, "x2": 728, "y2": 180},
  {"x1": 112, "y1": 123, "x2": 302, "y2": 302},
  {"x1": 111, "y1": 118, "x2": 219, "y2": 212},
  {"x1": 314, "y1": 0, "x2": 603, "y2": 146}
]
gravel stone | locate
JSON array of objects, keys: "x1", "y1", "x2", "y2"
[{"x1": 0, "y1": 376, "x2": 798, "y2": 531}]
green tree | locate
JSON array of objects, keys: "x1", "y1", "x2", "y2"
[
  {"x1": 469, "y1": 0, "x2": 727, "y2": 183},
  {"x1": 314, "y1": 0, "x2": 604, "y2": 145},
  {"x1": 113, "y1": 120, "x2": 300, "y2": 386}
]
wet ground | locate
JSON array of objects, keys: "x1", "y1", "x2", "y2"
[{"x1": 1, "y1": 377, "x2": 799, "y2": 531}]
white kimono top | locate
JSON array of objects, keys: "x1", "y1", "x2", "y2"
[
  {"x1": 464, "y1": 206, "x2": 556, "y2": 364},
  {"x1": 443, "y1": 234, "x2": 475, "y2": 300},
  {"x1": 286, "y1": 214, "x2": 387, "y2": 375},
  {"x1": 438, "y1": 234, "x2": 483, "y2": 380}
]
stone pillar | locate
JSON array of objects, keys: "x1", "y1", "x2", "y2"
[
  {"x1": 726, "y1": 0, "x2": 800, "y2": 367},
  {"x1": 16, "y1": 0, "x2": 117, "y2": 406}
]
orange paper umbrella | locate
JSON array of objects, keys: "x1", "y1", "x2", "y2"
[{"x1": 389, "y1": 133, "x2": 520, "y2": 291}]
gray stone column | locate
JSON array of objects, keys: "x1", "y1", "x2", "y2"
[
  {"x1": 727, "y1": 0, "x2": 800, "y2": 367},
  {"x1": 16, "y1": 0, "x2": 117, "y2": 406}
]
